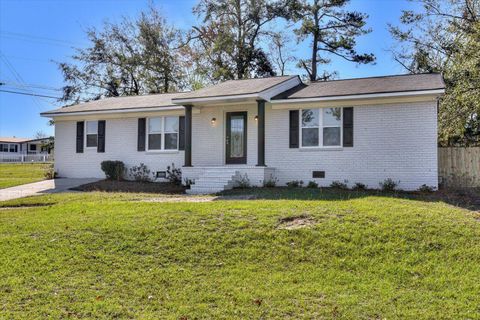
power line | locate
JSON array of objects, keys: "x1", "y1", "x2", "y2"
[
  {"x1": 0, "y1": 89, "x2": 61, "y2": 99},
  {"x1": 0, "y1": 80, "x2": 63, "y2": 92},
  {"x1": 0, "y1": 30, "x2": 85, "y2": 48},
  {"x1": 0, "y1": 53, "x2": 48, "y2": 109}
]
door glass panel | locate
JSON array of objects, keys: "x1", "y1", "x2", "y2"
[{"x1": 230, "y1": 115, "x2": 244, "y2": 158}]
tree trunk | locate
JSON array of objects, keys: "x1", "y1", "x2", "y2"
[{"x1": 311, "y1": 10, "x2": 319, "y2": 82}]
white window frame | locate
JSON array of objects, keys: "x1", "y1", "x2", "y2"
[
  {"x1": 146, "y1": 116, "x2": 179, "y2": 152},
  {"x1": 300, "y1": 107, "x2": 343, "y2": 149},
  {"x1": 85, "y1": 120, "x2": 99, "y2": 149}
]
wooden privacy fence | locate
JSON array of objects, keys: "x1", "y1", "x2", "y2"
[{"x1": 438, "y1": 147, "x2": 480, "y2": 188}]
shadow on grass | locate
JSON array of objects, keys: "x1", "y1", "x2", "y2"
[{"x1": 220, "y1": 187, "x2": 480, "y2": 212}]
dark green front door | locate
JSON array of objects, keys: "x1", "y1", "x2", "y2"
[{"x1": 226, "y1": 112, "x2": 247, "y2": 164}]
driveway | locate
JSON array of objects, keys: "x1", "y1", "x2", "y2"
[{"x1": 0, "y1": 178, "x2": 100, "y2": 201}]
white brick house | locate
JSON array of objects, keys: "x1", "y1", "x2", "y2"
[{"x1": 41, "y1": 73, "x2": 445, "y2": 193}]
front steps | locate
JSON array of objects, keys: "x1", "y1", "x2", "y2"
[{"x1": 186, "y1": 169, "x2": 239, "y2": 194}]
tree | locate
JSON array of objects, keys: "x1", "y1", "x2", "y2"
[
  {"x1": 57, "y1": 5, "x2": 184, "y2": 103},
  {"x1": 188, "y1": 0, "x2": 287, "y2": 81},
  {"x1": 267, "y1": 32, "x2": 296, "y2": 75},
  {"x1": 389, "y1": 0, "x2": 480, "y2": 146},
  {"x1": 35, "y1": 131, "x2": 47, "y2": 139},
  {"x1": 285, "y1": 0, "x2": 375, "y2": 81}
]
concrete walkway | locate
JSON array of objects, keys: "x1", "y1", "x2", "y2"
[{"x1": 0, "y1": 178, "x2": 100, "y2": 201}]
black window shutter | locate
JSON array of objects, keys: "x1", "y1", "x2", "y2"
[
  {"x1": 178, "y1": 116, "x2": 185, "y2": 150},
  {"x1": 76, "y1": 121, "x2": 84, "y2": 153},
  {"x1": 138, "y1": 118, "x2": 146, "y2": 151},
  {"x1": 97, "y1": 120, "x2": 106, "y2": 153},
  {"x1": 289, "y1": 110, "x2": 299, "y2": 148},
  {"x1": 343, "y1": 107, "x2": 354, "y2": 147}
]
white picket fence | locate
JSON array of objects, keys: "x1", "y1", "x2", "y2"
[{"x1": 0, "y1": 153, "x2": 54, "y2": 163}]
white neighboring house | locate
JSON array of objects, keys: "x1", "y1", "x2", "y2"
[
  {"x1": 0, "y1": 137, "x2": 53, "y2": 162},
  {"x1": 41, "y1": 73, "x2": 445, "y2": 194}
]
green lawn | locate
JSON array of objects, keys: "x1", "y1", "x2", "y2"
[
  {"x1": 0, "y1": 190, "x2": 479, "y2": 319},
  {"x1": 0, "y1": 163, "x2": 50, "y2": 189}
]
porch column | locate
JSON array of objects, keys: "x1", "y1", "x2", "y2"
[
  {"x1": 256, "y1": 99, "x2": 266, "y2": 166},
  {"x1": 184, "y1": 105, "x2": 193, "y2": 167}
]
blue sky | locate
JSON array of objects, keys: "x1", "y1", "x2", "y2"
[{"x1": 0, "y1": 0, "x2": 418, "y2": 138}]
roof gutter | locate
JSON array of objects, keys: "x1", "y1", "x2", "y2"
[
  {"x1": 270, "y1": 89, "x2": 445, "y2": 104},
  {"x1": 40, "y1": 105, "x2": 185, "y2": 118}
]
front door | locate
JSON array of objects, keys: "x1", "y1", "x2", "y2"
[{"x1": 226, "y1": 112, "x2": 247, "y2": 164}]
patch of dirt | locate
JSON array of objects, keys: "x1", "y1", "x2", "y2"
[
  {"x1": 424, "y1": 188, "x2": 480, "y2": 212},
  {"x1": 71, "y1": 180, "x2": 185, "y2": 194},
  {"x1": 277, "y1": 215, "x2": 316, "y2": 230}
]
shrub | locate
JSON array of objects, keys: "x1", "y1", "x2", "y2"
[
  {"x1": 263, "y1": 175, "x2": 278, "y2": 188},
  {"x1": 129, "y1": 163, "x2": 152, "y2": 182},
  {"x1": 353, "y1": 182, "x2": 367, "y2": 191},
  {"x1": 418, "y1": 184, "x2": 435, "y2": 193},
  {"x1": 183, "y1": 178, "x2": 194, "y2": 188},
  {"x1": 306, "y1": 180, "x2": 318, "y2": 188},
  {"x1": 236, "y1": 173, "x2": 251, "y2": 189},
  {"x1": 330, "y1": 180, "x2": 349, "y2": 190},
  {"x1": 44, "y1": 163, "x2": 57, "y2": 179},
  {"x1": 379, "y1": 178, "x2": 399, "y2": 192},
  {"x1": 166, "y1": 163, "x2": 182, "y2": 185},
  {"x1": 100, "y1": 161, "x2": 125, "y2": 181},
  {"x1": 286, "y1": 180, "x2": 303, "y2": 188}
]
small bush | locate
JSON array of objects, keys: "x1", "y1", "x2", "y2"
[
  {"x1": 44, "y1": 164, "x2": 57, "y2": 179},
  {"x1": 418, "y1": 184, "x2": 435, "y2": 193},
  {"x1": 166, "y1": 163, "x2": 182, "y2": 185},
  {"x1": 183, "y1": 178, "x2": 194, "y2": 188},
  {"x1": 286, "y1": 180, "x2": 304, "y2": 188},
  {"x1": 129, "y1": 163, "x2": 152, "y2": 182},
  {"x1": 236, "y1": 174, "x2": 251, "y2": 189},
  {"x1": 353, "y1": 182, "x2": 367, "y2": 191},
  {"x1": 100, "y1": 161, "x2": 125, "y2": 181},
  {"x1": 263, "y1": 175, "x2": 278, "y2": 188},
  {"x1": 306, "y1": 180, "x2": 318, "y2": 188},
  {"x1": 380, "y1": 178, "x2": 399, "y2": 192},
  {"x1": 330, "y1": 180, "x2": 349, "y2": 190}
]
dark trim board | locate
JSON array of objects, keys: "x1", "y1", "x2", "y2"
[{"x1": 225, "y1": 111, "x2": 248, "y2": 165}]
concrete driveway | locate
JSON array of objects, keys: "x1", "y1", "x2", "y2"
[{"x1": 0, "y1": 178, "x2": 100, "y2": 201}]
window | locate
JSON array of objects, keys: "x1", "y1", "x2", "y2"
[
  {"x1": 0, "y1": 144, "x2": 18, "y2": 152},
  {"x1": 300, "y1": 107, "x2": 342, "y2": 147},
  {"x1": 147, "y1": 116, "x2": 179, "y2": 151},
  {"x1": 86, "y1": 121, "x2": 98, "y2": 148},
  {"x1": 29, "y1": 144, "x2": 36, "y2": 151}
]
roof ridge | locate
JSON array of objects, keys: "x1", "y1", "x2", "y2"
[
  {"x1": 309, "y1": 72, "x2": 442, "y2": 84},
  {"x1": 222, "y1": 75, "x2": 295, "y2": 83}
]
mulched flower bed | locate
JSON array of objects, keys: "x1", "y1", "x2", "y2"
[{"x1": 71, "y1": 179, "x2": 185, "y2": 194}]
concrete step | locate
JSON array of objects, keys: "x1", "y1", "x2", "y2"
[
  {"x1": 194, "y1": 180, "x2": 232, "y2": 187},
  {"x1": 186, "y1": 187, "x2": 225, "y2": 195}
]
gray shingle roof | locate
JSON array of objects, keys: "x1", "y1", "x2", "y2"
[
  {"x1": 172, "y1": 76, "x2": 297, "y2": 101},
  {"x1": 41, "y1": 93, "x2": 182, "y2": 116},
  {"x1": 273, "y1": 73, "x2": 445, "y2": 100}
]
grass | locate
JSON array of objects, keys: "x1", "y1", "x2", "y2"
[
  {"x1": 0, "y1": 163, "x2": 50, "y2": 189},
  {"x1": 0, "y1": 190, "x2": 479, "y2": 319}
]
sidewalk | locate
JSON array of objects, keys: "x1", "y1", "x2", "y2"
[{"x1": 0, "y1": 178, "x2": 99, "y2": 201}]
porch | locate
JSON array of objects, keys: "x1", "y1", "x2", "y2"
[{"x1": 180, "y1": 100, "x2": 270, "y2": 194}]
